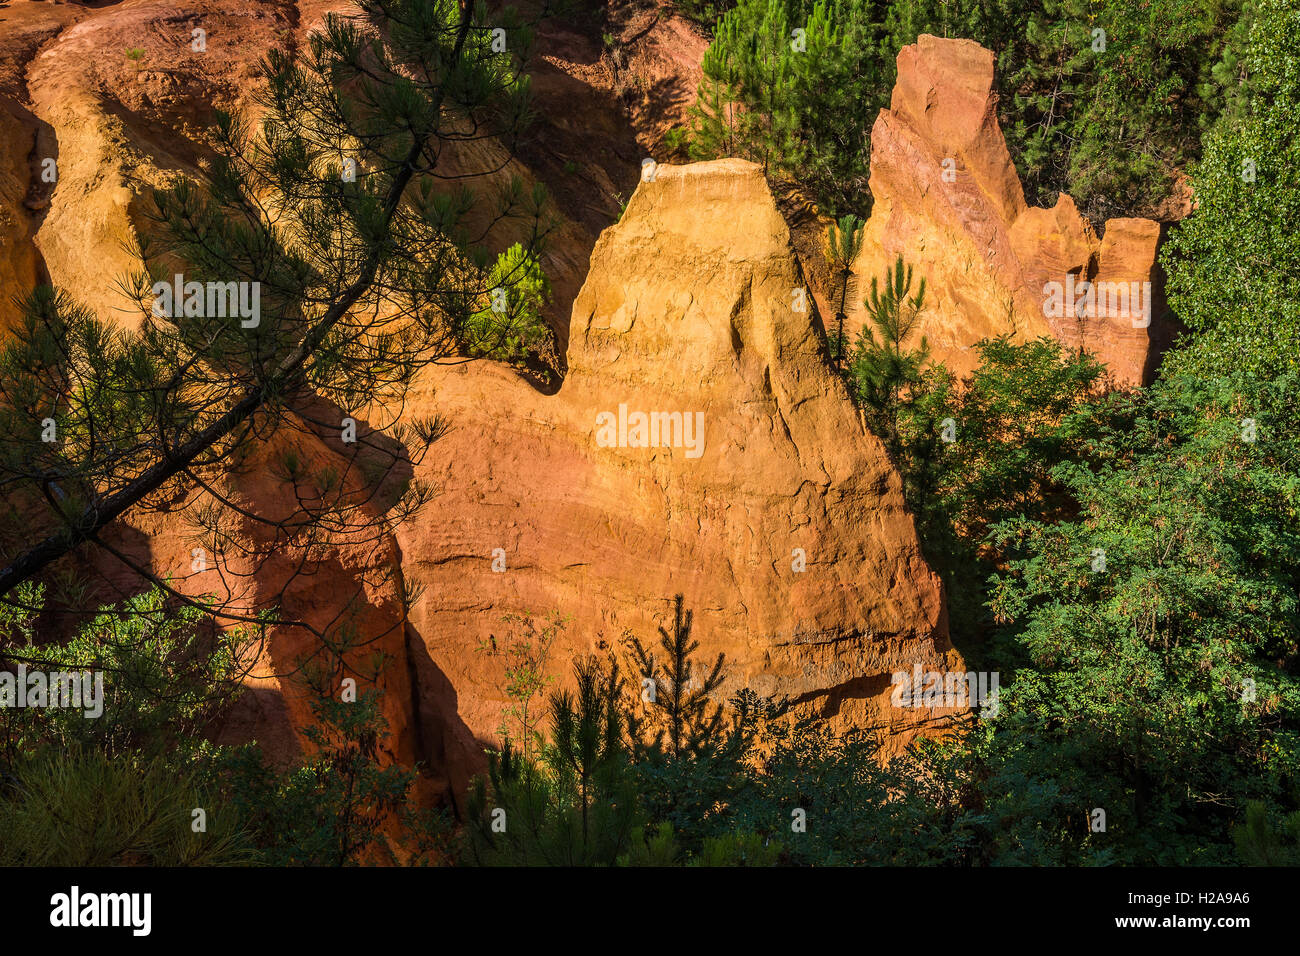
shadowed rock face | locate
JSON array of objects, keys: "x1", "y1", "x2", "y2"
[{"x1": 853, "y1": 34, "x2": 1171, "y2": 385}]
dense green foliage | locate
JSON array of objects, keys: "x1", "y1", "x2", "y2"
[
  {"x1": 0, "y1": 747, "x2": 257, "y2": 867},
  {"x1": 0, "y1": 587, "x2": 257, "y2": 865},
  {"x1": 224, "y1": 690, "x2": 450, "y2": 866},
  {"x1": 978, "y1": 370, "x2": 1300, "y2": 863},
  {"x1": 1162, "y1": 0, "x2": 1300, "y2": 381},
  {"x1": 683, "y1": 0, "x2": 1255, "y2": 219},
  {"x1": 687, "y1": 0, "x2": 891, "y2": 214},
  {"x1": 830, "y1": 0, "x2": 1298, "y2": 862},
  {"x1": 855, "y1": 332, "x2": 1108, "y2": 648}
]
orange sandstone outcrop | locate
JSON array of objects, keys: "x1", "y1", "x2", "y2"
[
  {"x1": 15, "y1": 0, "x2": 317, "y2": 328},
  {"x1": 399, "y1": 160, "x2": 959, "y2": 787},
  {"x1": 852, "y1": 34, "x2": 1170, "y2": 384}
]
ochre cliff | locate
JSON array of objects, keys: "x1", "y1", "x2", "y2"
[
  {"x1": 398, "y1": 159, "x2": 958, "y2": 788},
  {"x1": 851, "y1": 34, "x2": 1172, "y2": 384}
]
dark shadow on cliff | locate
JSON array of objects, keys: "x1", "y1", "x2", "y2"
[
  {"x1": 402, "y1": 617, "x2": 493, "y2": 820},
  {"x1": 785, "y1": 669, "x2": 894, "y2": 720},
  {"x1": 1143, "y1": 222, "x2": 1184, "y2": 385}
]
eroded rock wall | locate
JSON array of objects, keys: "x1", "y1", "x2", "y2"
[
  {"x1": 398, "y1": 160, "x2": 958, "y2": 785},
  {"x1": 852, "y1": 34, "x2": 1171, "y2": 384}
]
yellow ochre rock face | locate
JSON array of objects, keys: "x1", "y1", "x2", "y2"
[
  {"x1": 399, "y1": 159, "x2": 958, "y2": 787},
  {"x1": 853, "y1": 34, "x2": 1169, "y2": 385}
]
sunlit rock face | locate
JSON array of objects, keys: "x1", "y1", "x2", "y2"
[
  {"x1": 853, "y1": 34, "x2": 1170, "y2": 385},
  {"x1": 398, "y1": 159, "x2": 959, "y2": 787}
]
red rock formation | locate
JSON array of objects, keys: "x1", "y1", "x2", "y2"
[{"x1": 852, "y1": 34, "x2": 1169, "y2": 385}]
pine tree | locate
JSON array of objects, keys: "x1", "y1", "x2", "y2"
[
  {"x1": 848, "y1": 256, "x2": 930, "y2": 456},
  {"x1": 686, "y1": 74, "x2": 739, "y2": 161},
  {"x1": 686, "y1": 0, "x2": 884, "y2": 215},
  {"x1": 624, "y1": 594, "x2": 725, "y2": 759},
  {"x1": 465, "y1": 656, "x2": 644, "y2": 865},
  {"x1": 546, "y1": 657, "x2": 629, "y2": 847},
  {"x1": 823, "y1": 214, "x2": 863, "y2": 368}
]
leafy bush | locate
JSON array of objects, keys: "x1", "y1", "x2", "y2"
[{"x1": 464, "y1": 242, "x2": 553, "y2": 367}]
